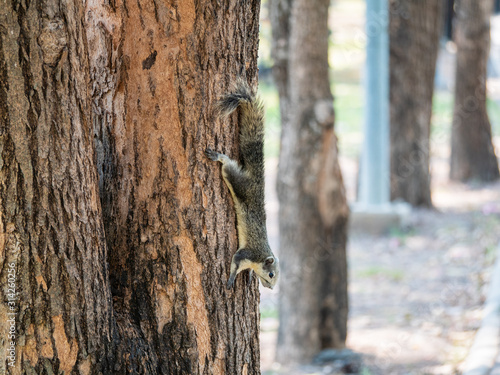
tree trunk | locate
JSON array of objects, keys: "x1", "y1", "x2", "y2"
[
  {"x1": 450, "y1": 0, "x2": 500, "y2": 182},
  {"x1": 1, "y1": 0, "x2": 262, "y2": 374},
  {"x1": 389, "y1": 0, "x2": 443, "y2": 207},
  {"x1": 0, "y1": 1, "x2": 115, "y2": 373},
  {"x1": 88, "y1": 0, "x2": 263, "y2": 373},
  {"x1": 270, "y1": 0, "x2": 349, "y2": 364}
]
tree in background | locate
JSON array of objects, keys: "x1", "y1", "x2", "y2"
[
  {"x1": 0, "y1": 0, "x2": 261, "y2": 373},
  {"x1": 270, "y1": 0, "x2": 350, "y2": 364},
  {"x1": 389, "y1": 0, "x2": 444, "y2": 207},
  {"x1": 450, "y1": 0, "x2": 500, "y2": 182}
]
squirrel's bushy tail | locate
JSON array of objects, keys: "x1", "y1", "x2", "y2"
[
  {"x1": 216, "y1": 79, "x2": 265, "y2": 178},
  {"x1": 216, "y1": 79, "x2": 255, "y2": 117}
]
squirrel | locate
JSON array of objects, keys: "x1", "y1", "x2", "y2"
[{"x1": 206, "y1": 80, "x2": 279, "y2": 290}]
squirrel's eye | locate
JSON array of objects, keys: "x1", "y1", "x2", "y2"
[{"x1": 269, "y1": 272, "x2": 274, "y2": 279}]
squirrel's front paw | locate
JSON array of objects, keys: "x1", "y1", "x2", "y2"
[
  {"x1": 226, "y1": 275, "x2": 236, "y2": 290},
  {"x1": 205, "y1": 148, "x2": 219, "y2": 161}
]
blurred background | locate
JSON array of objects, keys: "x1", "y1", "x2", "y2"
[{"x1": 257, "y1": 0, "x2": 500, "y2": 374}]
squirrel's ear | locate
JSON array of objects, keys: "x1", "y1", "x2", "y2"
[{"x1": 265, "y1": 256, "x2": 275, "y2": 265}]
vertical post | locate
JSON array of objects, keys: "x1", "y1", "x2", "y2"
[{"x1": 359, "y1": 0, "x2": 390, "y2": 206}]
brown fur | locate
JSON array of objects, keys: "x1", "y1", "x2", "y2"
[{"x1": 206, "y1": 80, "x2": 279, "y2": 289}]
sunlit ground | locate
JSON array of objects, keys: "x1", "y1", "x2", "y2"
[{"x1": 260, "y1": 158, "x2": 500, "y2": 375}]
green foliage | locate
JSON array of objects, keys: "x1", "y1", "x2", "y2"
[
  {"x1": 260, "y1": 79, "x2": 500, "y2": 164},
  {"x1": 260, "y1": 304, "x2": 279, "y2": 320},
  {"x1": 487, "y1": 98, "x2": 500, "y2": 135},
  {"x1": 258, "y1": 0, "x2": 273, "y2": 72},
  {"x1": 258, "y1": 82, "x2": 281, "y2": 158}
]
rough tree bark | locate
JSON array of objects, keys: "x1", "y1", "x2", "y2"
[
  {"x1": 389, "y1": 0, "x2": 443, "y2": 207},
  {"x1": 0, "y1": 1, "x2": 115, "y2": 373},
  {"x1": 450, "y1": 0, "x2": 500, "y2": 182},
  {"x1": 88, "y1": 0, "x2": 263, "y2": 373},
  {"x1": 270, "y1": 0, "x2": 350, "y2": 364},
  {"x1": 1, "y1": 0, "x2": 262, "y2": 374}
]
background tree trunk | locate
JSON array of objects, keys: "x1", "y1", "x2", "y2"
[
  {"x1": 450, "y1": 0, "x2": 500, "y2": 182},
  {"x1": 1, "y1": 0, "x2": 262, "y2": 373},
  {"x1": 389, "y1": 0, "x2": 444, "y2": 207},
  {"x1": 270, "y1": 0, "x2": 350, "y2": 364}
]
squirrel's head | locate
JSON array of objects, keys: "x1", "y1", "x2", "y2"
[{"x1": 256, "y1": 256, "x2": 279, "y2": 289}]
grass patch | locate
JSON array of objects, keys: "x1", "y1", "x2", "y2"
[{"x1": 388, "y1": 226, "x2": 416, "y2": 245}]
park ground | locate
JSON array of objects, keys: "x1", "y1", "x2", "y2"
[{"x1": 259, "y1": 153, "x2": 500, "y2": 375}]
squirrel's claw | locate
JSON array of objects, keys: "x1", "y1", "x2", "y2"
[
  {"x1": 226, "y1": 275, "x2": 236, "y2": 289},
  {"x1": 205, "y1": 148, "x2": 219, "y2": 161}
]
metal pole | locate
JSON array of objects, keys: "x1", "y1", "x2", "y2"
[{"x1": 359, "y1": 0, "x2": 390, "y2": 206}]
